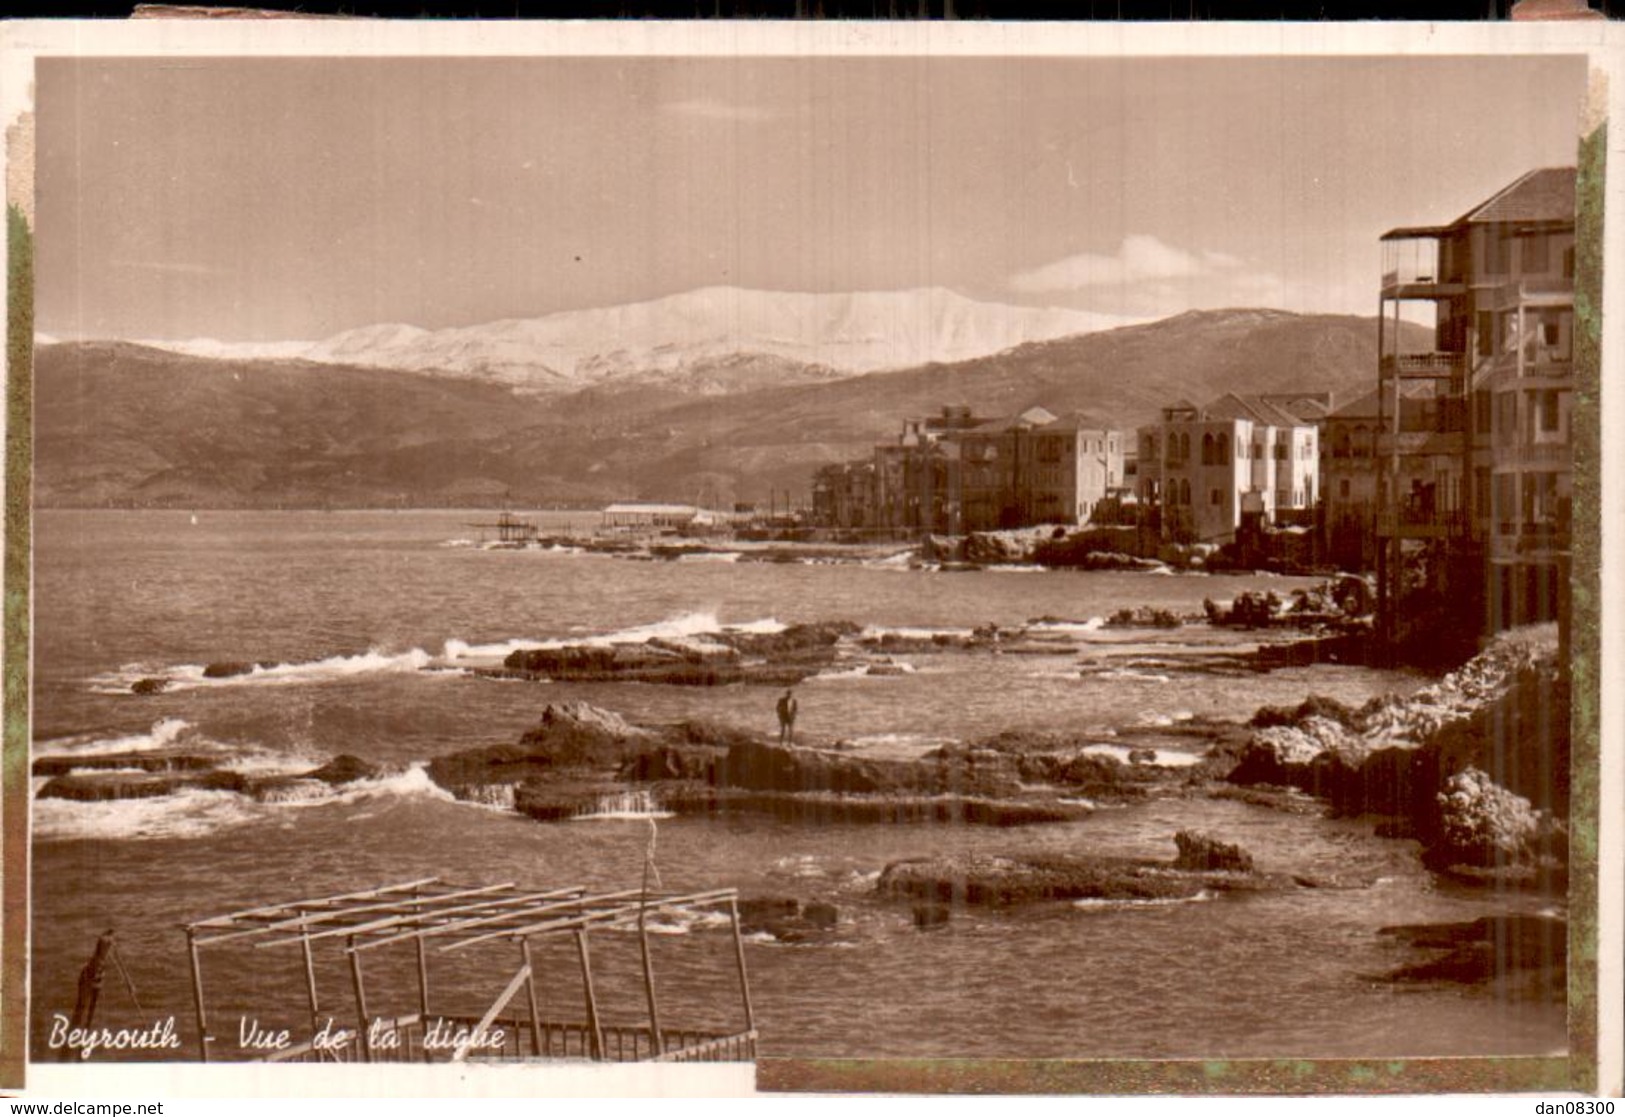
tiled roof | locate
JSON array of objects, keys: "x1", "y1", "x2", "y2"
[
  {"x1": 1203, "y1": 393, "x2": 1309, "y2": 428},
  {"x1": 1327, "y1": 382, "x2": 1434, "y2": 420},
  {"x1": 1459, "y1": 167, "x2": 1577, "y2": 226}
]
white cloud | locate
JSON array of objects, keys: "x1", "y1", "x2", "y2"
[
  {"x1": 660, "y1": 98, "x2": 774, "y2": 123},
  {"x1": 1009, "y1": 234, "x2": 1247, "y2": 293},
  {"x1": 1006, "y1": 235, "x2": 1328, "y2": 318}
]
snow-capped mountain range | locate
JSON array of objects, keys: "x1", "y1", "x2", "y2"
[{"x1": 107, "y1": 286, "x2": 1141, "y2": 392}]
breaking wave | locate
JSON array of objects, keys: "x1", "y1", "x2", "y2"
[
  {"x1": 442, "y1": 611, "x2": 785, "y2": 663},
  {"x1": 36, "y1": 717, "x2": 202, "y2": 758},
  {"x1": 33, "y1": 762, "x2": 458, "y2": 843}
]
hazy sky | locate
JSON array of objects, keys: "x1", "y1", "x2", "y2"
[{"x1": 35, "y1": 53, "x2": 1586, "y2": 342}]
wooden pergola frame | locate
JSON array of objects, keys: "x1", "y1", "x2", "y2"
[{"x1": 182, "y1": 878, "x2": 755, "y2": 1063}]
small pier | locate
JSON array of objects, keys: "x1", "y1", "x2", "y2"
[{"x1": 183, "y1": 878, "x2": 757, "y2": 1064}]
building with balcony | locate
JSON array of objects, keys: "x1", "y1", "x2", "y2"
[
  {"x1": 1137, "y1": 393, "x2": 1327, "y2": 544},
  {"x1": 1375, "y1": 166, "x2": 1575, "y2": 634}
]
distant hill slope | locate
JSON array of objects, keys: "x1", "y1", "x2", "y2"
[{"x1": 34, "y1": 310, "x2": 1430, "y2": 509}]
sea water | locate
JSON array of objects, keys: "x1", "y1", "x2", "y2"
[{"x1": 29, "y1": 510, "x2": 1566, "y2": 1061}]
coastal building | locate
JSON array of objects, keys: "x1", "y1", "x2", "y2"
[
  {"x1": 601, "y1": 502, "x2": 703, "y2": 530},
  {"x1": 812, "y1": 404, "x2": 1127, "y2": 535},
  {"x1": 1374, "y1": 166, "x2": 1576, "y2": 634},
  {"x1": 811, "y1": 461, "x2": 877, "y2": 531},
  {"x1": 1321, "y1": 383, "x2": 1461, "y2": 573},
  {"x1": 1137, "y1": 393, "x2": 1328, "y2": 544}
]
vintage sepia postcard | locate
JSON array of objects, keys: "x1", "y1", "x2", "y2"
[{"x1": 0, "y1": 19, "x2": 1620, "y2": 1103}]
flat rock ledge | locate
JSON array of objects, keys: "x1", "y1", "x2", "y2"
[{"x1": 876, "y1": 831, "x2": 1305, "y2": 908}]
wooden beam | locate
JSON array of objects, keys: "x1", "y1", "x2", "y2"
[
  {"x1": 446, "y1": 889, "x2": 738, "y2": 952},
  {"x1": 187, "y1": 878, "x2": 440, "y2": 931},
  {"x1": 252, "y1": 883, "x2": 524, "y2": 949},
  {"x1": 353, "y1": 886, "x2": 588, "y2": 953},
  {"x1": 575, "y1": 930, "x2": 603, "y2": 1061},
  {"x1": 186, "y1": 929, "x2": 210, "y2": 1063},
  {"x1": 450, "y1": 963, "x2": 531, "y2": 1063},
  {"x1": 519, "y1": 939, "x2": 542, "y2": 1058},
  {"x1": 200, "y1": 882, "x2": 515, "y2": 945},
  {"x1": 729, "y1": 897, "x2": 755, "y2": 1033},
  {"x1": 348, "y1": 936, "x2": 372, "y2": 1063}
]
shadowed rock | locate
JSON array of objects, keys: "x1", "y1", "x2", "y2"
[
  {"x1": 877, "y1": 832, "x2": 1281, "y2": 908},
  {"x1": 298, "y1": 754, "x2": 388, "y2": 785},
  {"x1": 38, "y1": 770, "x2": 249, "y2": 801},
  {"x1": 1379, "y1": 914, "x2": 1566, "y2": 986},
  {"x1": 131, "y1": 678, "x2": 169, "y2": 695},
  {"x1": 33, "y1": 752, "x2": 219, "y2": 778},
  {"x1": 1172, "y1": 831, "x2": 1255, "y2": 873}
]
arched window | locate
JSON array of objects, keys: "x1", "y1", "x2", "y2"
[
  {"x1": 1178, "y1": 433, "x2": 1190, "y2": 462},
  {"x1": 1353, "y1": 426, "x2": 1370, "y2": 458},
  {"x1": 1179, "y1": 478, "x2": 1191, "y2": 505},
  {"x1": 1333, "y1": 428, "x2": 1350, "y2": 458},
  {"x1": 1201, "y1": 433, "x2": 1214, "y2": 465}
]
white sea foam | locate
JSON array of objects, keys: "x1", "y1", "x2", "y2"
[
  {"x1": 858, "y1": 624, "x2": 974, "y2": 641},
  {"x1": 1080, "y1": 743, "x2": 1203, "y2": 768},
  {"x1": 1095, "y1": 669, "x2": 1173, "y2": 684},
  {"x1": 1072, "y1": 890, "x2": 1214, "y2": 910},
  {"x1": 443, "y1": 612, "x2": 786, "y2": 663},
  {"x1": 862, "y1": 551, "x2": 916, "y2": 569},
  {"x1": 674, "y1": 551, "x2": 742, "y2": 563},
  {"x1": 93, "y1": 648, "x2": 438, "y2": 694},
  {"x1": 33, "y1": 787, "x2": 264, "y2": 842},
  {"x1": 33, "y1": 762, "x2": 458, "y2": 843}
]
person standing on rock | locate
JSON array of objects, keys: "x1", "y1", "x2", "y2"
[{"x1": 776, "y1": 688, "x2": 798, "y2": 746}]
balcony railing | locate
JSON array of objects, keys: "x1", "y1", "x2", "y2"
[{"x1": 1380, "y1": 352, "x2": 1464, "y2": 380}]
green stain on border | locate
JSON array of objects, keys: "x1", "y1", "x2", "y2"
[{"x1": 4, "y1": 202, "x2": 34, "y2": 1089}]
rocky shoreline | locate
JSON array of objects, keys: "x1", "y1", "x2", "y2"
[{"x1": 45, "y1": 611, "x2": 1567, "y2": 996}]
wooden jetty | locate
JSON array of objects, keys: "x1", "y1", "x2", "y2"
[
  {"x1": 182, "y1": 878, "x2": 756, "y2": 1064},
  {"x1": 465, "y1": 511, "x2": 539, "y2": 546}
]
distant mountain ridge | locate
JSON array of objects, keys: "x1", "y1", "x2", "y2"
[
  {"x1": 108, "y1": 286, "x2": 1142, "y2": 393},
  {"x1": 33, "y1": 308, "x2": 1429, "y2": 510}
]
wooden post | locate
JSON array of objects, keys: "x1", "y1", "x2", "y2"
[
  {"x1": 575, "y1": 929, "x2": 604, "y2": 1060},
  {"x1": 637, "y1": 903, "x2": 664, "y2": 1057},
  {"x1": 185, "y1": 929, "x2": 211, "y2": 1063},
  {"x1": 299, "y1": 921, "x2": 321, "y2": 1034},
  {"x1": 348, "y1": 936, "x2": 372, "y2": 1063},
  {"x1": 727, "y1": 898, "x2": 755, "y2": 1033},
  {"x1": 519, "y1": 938, "x2": 543, "y2": 1058}
]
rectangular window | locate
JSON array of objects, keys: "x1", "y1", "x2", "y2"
[
  {"x1": 1475, "y1": 391, "x2": 1493, "y2": 435},
  {"x1": 1563, "y1": 245, "x2": 1576, "y2": 278},
  {"x1": 1496, "y1": 474, "x2": 1516, "y2": 534},
  {"x1": 1339, "y1": 479, "x2": 1350, "y2": 499},
  {"x1": 1539, "y1": 390, "x2": 1561, "y2": 433},
  {"x1": 1497, "y1": 393, "x2": 1517, "y2": 445},
  {"x1": 1486, "y1": 230, "x2": 1512, "y2": 274},
  {"x1": 1522, "y1": 234, "x2": 1550, "y2": 273},
  {"x1": 1210, "y1": 489, "x2": 1222, "y2": 506},
  {"x1": 1477, "y1": 311, "x2": 1495, "y2": 358}
]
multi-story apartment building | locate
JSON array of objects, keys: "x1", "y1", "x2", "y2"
[
  {"x1": 1321, "y1": 382, "x2": 1461, "y2": 573},
  {"x1": 1137, "y1": 393, "x2": 1327, "y2": 544},
  {"x1": 813, "y1": 405, "x2": 1126, "y2": 535},
  {"x1": 1374, "y1": 166, "x2": 1575, "y2": 633}
]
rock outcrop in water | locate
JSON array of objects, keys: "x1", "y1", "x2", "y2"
[
  {"x1": 486, "y1": 622, "x2": 860, "y2": 686},
  {"x1": 37, "y1": 769, "x2": 251, "y2": 801},
  {"x1": 876, "y1": 831, "x2": 1284, "y2": 908}
]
